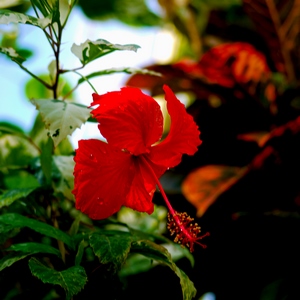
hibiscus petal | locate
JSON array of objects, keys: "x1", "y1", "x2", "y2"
[
  {"x1": 123, "y1": 162, "x2": 155, "y2": 214},
  {"x1": 123, "y1": 156, "x2": 166, "y2": 214},
  {"x1": 72, "y1": 139, "x2": 135, "y2": 219},
  {"x1": 91, "y1": 87, "x2": 163, "y2": 155},
  {"x1": 149, "y1": 85, "x2": 202, "y2": 168}
]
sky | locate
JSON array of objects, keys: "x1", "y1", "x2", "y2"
[{"x1": 0, "y1": 6, "x2": 176, "y2": 145}]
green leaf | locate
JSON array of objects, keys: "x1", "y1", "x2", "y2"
[
  {"x1": 29, "y1": 113, "x2": 49, "y2": 148},
  {"x1": 175, "y1": 267, "x2": 198, "y2": 300},
  {"x1": 0, "y1": 10, "x2": 51, "y2": 29},
  {"x1": 7, "y1": 242, "x2": 61, "y2": 258},
  {"x1": 129, "y1": 226, "x2": 169, "y2": 244},
  {"x1": 0, "y1": 252, "x2": 30, "y2": 272},
  {"x1": 31, "y1": 99, "x2": 91, "y2": 147},
  {"x1": 52, "y1": 155, "x2": 75, "y2": 200},
  {"x1": 77, "y1": 67, "x2": 161, "y2": 85},
  {"x1": 48, "y1": 60, "x2": 57, "y2": 84},
  {"x1": 77, "y1": 0, "x2": 161, "y2": 27},
  {"x1": 119, "y1": 253, "x2": 155, "y2": 277},
  {"x1": 75, "y1": 239, "x2": 87, "y2": 266},
  {"x1": 71, "y1": 39, "x2": 140, "y2": 65},
  {"x1": 0, "y1": 224, "x2": 19, "y2": 244},
  {"x1": 89, "y1": 232, "x2": 132, "y2": 272},
  {"x1": 28, "y1": 257, "x2": 87, "y2": 300},
  {"x1": 0, "y1": 134, "x2": 40, "y2": 168},
  {"x1": 162, "y1": 243, "x2": 195, "y2": 268},
  {"x1": 40, "y1": 137, "x2": 53, "y2": 185},
  {"x1": 0, "y1": 122, "x2": 25, "y2": 135},
  {"x1": 0, "y1": 187, "x2": 37, "y2": 208},
  {"x1": 131, "y1": 240, "x2": 197, "y2": 300},
  {"x1": 0, "y1": 46, "x2": 25, "y2": 64},
  {"x1": 117, "y1": 205, "x2": 168, "y2": 235},
  {"x1": 51, "y1": 0, "x2": 60, "y2": 25},
  {"x1": 69, "y1": 212, "x2": 82, "y2": 236},
  {"x1": 54, "y1": 138, "x2": 74, "y2": 155},
  {"x1": 3, "y1": 170, "x2": 40, "y2": 189},
  {"x1": 0, "y1": 213, "x2": 75, "y2": 250},
  {"x1": 0, "y1": 0, "x2": 25, "y2": 9},
  {"x1": 25, "y1": 74, "x2": 73, "y2": 100},
  {"x1": 30, "y1": 0, "x2": 49, "y2": 17}
]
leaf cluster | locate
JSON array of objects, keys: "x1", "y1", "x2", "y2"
[{"x1": 0, "y1": 212, "x2": 195, "y2": 299}]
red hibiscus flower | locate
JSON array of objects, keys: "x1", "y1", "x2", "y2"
[
  {"x1": 72, "y1": 85, "x2": 209, "y2": 251},
  {"x1": 73, "y1": 84, "x2": 201, "y2": 219}
]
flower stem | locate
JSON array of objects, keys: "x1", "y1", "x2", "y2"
[
  {"x1": 139, "y1": 156, "x2": 175, "y2": 215},
  {"x1": 140, "y1": 156, "x2": 191, "y2": 232}
]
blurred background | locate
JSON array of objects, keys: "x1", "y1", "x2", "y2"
[{"x1": 1, "y1": 0, "x2": 300, "y2": 299}]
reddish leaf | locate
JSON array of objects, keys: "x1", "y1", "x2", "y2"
[
  {"x1": 182, "y1": 165, "x2": 248, "y2": 217},
  {"x1": 196, "y1": 42, "x2": 271, "y2": 87},
  {"x1": 126, "y1": 63, "x2": 211, "y2": 100},
  {"x1": 126, "y1": 65, "x2": 188, "y2": 95},
  {"x1": 243, "y1": 0, "x2": 300, "y2": 81},
  {"x1": 237, "y1": 131, "x2": 271, "y2": 147}
]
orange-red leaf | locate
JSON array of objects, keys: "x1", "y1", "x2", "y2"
[
  {"x1": 197, "y1": 42, "x2": 271, "y2": 87},
  {"x1": 237, "y1": 131, "x2": 271, "y2": 147},
  {"x1": 181, "y1": 165, "x2": 247, "y2": 217}
]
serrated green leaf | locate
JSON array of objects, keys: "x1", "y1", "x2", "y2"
[
  {"x1": 0, "y1": 213, "x2": 75, "y2": 250},
  {"x1": 0, "y1": 46, "x2": 25, "y2": 64},
  {"x1": 0, "y1": 187, "x2": 37, "y2": 208},
  {"x1": 0, "y1": 252, "x2": 30, "y2": 271},
  {"x1": 7, "y1": 242, "x2": 61, "y2": 258},
  {"x1": 29, "y1": 257, "x2": 87, "y2": 300},
  {"x1": 52, "y1": 155, "x2": 74, "y2": 200},
  {"x1": 31, "y1": 99, "x2": 91, "y2": 147},
  {"x1": 0, "y1": 10, "x2": 51, "y2": 28},
  {"x1": 89, "y1": 232, "x2": 132, "y2": 272},
  {"x1": 77, "y1": 67, "x2": 161, "y2": 85},
  {"x1": 131, "y1": 240, "x2": 197, "y2": 300},
  {"x1": 71, "y1": 39, "x2": 140, "y2": 65}
]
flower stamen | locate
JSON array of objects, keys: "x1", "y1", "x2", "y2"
[{"x1": 167, "y1": 211, "x2": 210, "y2": 252}]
